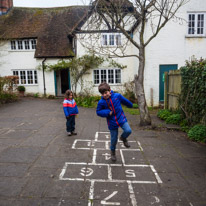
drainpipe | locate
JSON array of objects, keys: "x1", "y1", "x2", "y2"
[{"x1": 42, "y1": 58, "x2": 46, "y2": 97}]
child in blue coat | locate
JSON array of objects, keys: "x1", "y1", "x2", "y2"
[
  {"x1": 96, "y1": 82, "x2": 133, "y2": 161},
  {"x1": 63, "y1": 90, "x2": 79, "y2": 136}
]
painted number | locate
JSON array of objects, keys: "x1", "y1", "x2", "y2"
[
  {"x1": 101, "y1": 191, "x2": 120, "y2": 205},
  {"x1": 105, "y1": 135, "x2": 110, "y2": 139},
  {"x1": 102, "y1": 153, "x2": 111, "y2": 160},
  {"x1": 125, "y1": 170, "x2": 136, "y2": 177},
  {"x1": 80, "y1": 167, "x2": 93, "y2": 176}
]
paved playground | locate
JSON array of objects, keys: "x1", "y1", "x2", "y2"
[{"x1": 0, "y1": 98, "x2": 205, "y2": 206}]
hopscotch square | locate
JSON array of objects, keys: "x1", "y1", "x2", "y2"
[
  {"x1": 120, "y1": 150, "x2": 147, "y2": 165},
  {"x1": 89, "y1": 182, "x2": 132, "y2": 205},
  {"x1": 95, "y1": 132, "x2": 110, "y2": 141},
  {"x1": 111, "y1": 165, "x2": 157, "y2": 183},
  {"x1": 60, "y1": 163, "x2": 109, "y2": 181},
  {"x1": 94, "y1": 150, "x2": 119, "y2": 164},
  {"x1": 93, "y1": 141, "x2": 109, "y2": 150},
  {"x1": 72, "y1": 140, "x2": 93, "y2": 150},
  {"x1": 60, "y1": 163, "x2": 87, "y2": 180}
]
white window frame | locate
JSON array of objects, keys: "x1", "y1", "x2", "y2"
[
  {"x1": 101, "y1": 33, "x2": 122, "y2": 46},
  {"x1": 12, "y1": 70, "x2": 38, "y2": 85},
  {"x1": 10, "y1": 39, "x2": 37, "y2": 51},
  {"x1": 187, "y1": 12, "x2": 206, "y2": 37},
  {"x1": 93, "y1": 68, "x2": 121, "y2": 85}
]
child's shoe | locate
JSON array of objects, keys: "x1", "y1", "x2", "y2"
[
  {"x1": 111, "y1": 150, "x2": 116, "y2": 162},
  {"x1": 120, "y1": 137, "x2": 130, "y2": 148},
  {"x1": 71, "y1": 131, "x2": 77, "y2": 135},
  {"x1": 68, "y1": 132, "x2": 72, "y2": 136}
]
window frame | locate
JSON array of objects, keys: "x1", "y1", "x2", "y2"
[
  {"x1": 12, "y1": 70, "x2": 38, "y2": 85},
  {"x1": 10, "y1": 39, "x2": 37, "y2": 51},
  {"x1": 187, "y1": 12, "x2": 206, "y2": 37},
  {"x1": 101, "y1": 33, "x2": 122, "y2": 46},
  {"x1": 93, "y1": 68, "x2": 122, "y2": 85}
]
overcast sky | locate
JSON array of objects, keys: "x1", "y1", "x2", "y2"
[{"x1": 13, "y1": 0, "x2": 91, "y2": 8}]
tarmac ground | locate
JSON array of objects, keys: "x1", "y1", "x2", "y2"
[{"x1": 0, "y1": 98, "x2": 205, "y2": 206}]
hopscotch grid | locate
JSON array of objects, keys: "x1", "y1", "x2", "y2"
[{"x1": 60, "y1": 131, "x2": 162, "y2": 206}]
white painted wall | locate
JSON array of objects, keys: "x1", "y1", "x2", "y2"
[
  {"x1": 139, "y1": 0, "x2": 206, "y2": 106},
  {"x1": 0, "y1": 41, "x2": 56, "y2": 96}
]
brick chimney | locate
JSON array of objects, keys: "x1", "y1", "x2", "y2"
[{"x1": 0, "y1": 0, "x2": 13, "y2": 15}]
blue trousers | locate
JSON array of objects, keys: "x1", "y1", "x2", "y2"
[
  {"x1": 109, "y1": 122, "x2": 132, "y2": 151},
  {"x1": 66, "y1": 115, "x2": 75, "y2": 132}
]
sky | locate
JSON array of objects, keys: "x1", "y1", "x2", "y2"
[{"x1": 13, "y1": 0, "x2": 91, "y2": 8}]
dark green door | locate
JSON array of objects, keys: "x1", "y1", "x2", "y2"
[{"x1": 159, "y1": 65, "x2": 177, "y2": 102}]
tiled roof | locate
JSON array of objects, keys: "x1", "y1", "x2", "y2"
[{"x1": 0, "y1": 6, "x2": 89, "y2": 58}]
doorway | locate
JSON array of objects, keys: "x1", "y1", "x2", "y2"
[
  {"x1": 55, "y1": 69, "x2": 70, "y2": 96},
  {"x1": 159, "y1": 65, "x2": 177, "y2": 102}
]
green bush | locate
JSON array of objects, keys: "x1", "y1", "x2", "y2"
[
  {"x1": 188, "y1": 124, "x2": 206, "y2": 143},
  {"x1": 0, "y1": 92, "x2": 18, "y2": 104},
  {"x1": 133, "y1": 103, "x2": 138, "y2": 108},
  {"x1": 166, "y1": 114, "x2": 182, "y2": 124},
  {"x1": 180, "y1": 119, "x2": 190, "y2": 132},
  {"x1": 157, "y1": 109, "x2": 172, "y2": 120},
  {"x1": 17, "y1": 85, "x2": 25, "y2": 92},
  {"x1": 76, "y1": 95, "x2": 101, "y2": 108},
  {"x1": 179, "y1": 58, "x2": 206, "y2": 125}
]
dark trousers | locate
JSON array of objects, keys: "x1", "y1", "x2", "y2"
[{"x1": 66, "y1": 115, "x2": 75, "y2": 132}]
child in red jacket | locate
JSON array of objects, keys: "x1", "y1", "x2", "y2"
[{"x1": 63, "y1": 90, "x2": 78, "y2": 136}]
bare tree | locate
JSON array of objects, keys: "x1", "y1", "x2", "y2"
[{"x1": 76, "y1": 0, "x2": 189, "y2": 125}]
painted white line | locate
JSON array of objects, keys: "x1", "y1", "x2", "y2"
[
  {"x1": 71, "y1": 139, "x2": 77, "y2": 149},
  {"x1": 72, "y1": 147, "x2": 140, "y2": 151},
  {"x1": 59, "y1": 163, "x2": 68, "y2": 180},
  {"x1": 107, "y1": 165, "x2": 112, "y2": 180},
  {"x1": 101, "y1": 191, "x2": 120, "y2": 205},
  {"x1": 105, "y1": 141, "x2": 110, "y2": 150},
  {"x1": 88, "y1": 181, "x2": 95, "y2": 206},
  {"x1": 120, "y1": 150, "x2": 125, "y2": 165},
  {"x1": 92, "y1": 149, "x2": 97, "y2": 164},
  {"x1": 98, "y1": 132, "x2": 110, "y2": 133},
  {"x1": 62, "y1": 162, "x2": 155, "y2": 167},
  {"x1": 137, "y1": 141, "x2": 143, "y2": 151},
  {"x1": 60, "y1": 177, "x2": 157, "y2": 184},
  {"x1": 95, "y1": 132, "x2": 98, "y2": 141},
  {"x1": 150, "y1": 165, "x2": 163, "y2": 184},
  {"x1": 127, "y1": 181, "x2": 137, "y2": 206}
]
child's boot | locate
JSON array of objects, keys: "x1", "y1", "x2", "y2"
[
  {"x1": 111, "y1": 150, "x2": 116, "y2": 162},
  {"x1": 120, "y1": 137, "x2": 130, "y2": 148},
  {"x1": 71, "y1": 131, "x2": 77, "y2": 135}
]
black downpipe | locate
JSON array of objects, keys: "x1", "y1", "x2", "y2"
[{"x1": 42, "y1": 58, "x2": 46, "y2": 97}]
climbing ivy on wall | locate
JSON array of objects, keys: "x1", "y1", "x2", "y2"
[{"x1": 179, "y1": 58, "x2": 206, "y2": 126}]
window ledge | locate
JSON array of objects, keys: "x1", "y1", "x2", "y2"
[
  {"x1": 17, "y1": 84, "x2": 38, "y2": 86},
  {"x1": 94, "y1": 84, "x2": 122, "y2": 87},
  {"x1": 185, "y1": 35, "x2": 206, "y2": 38},
  {"x1": 9, "y1": 50, "x2": 36, "y2": 52}
]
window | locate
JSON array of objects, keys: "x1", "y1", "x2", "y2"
[
  {"x1": 31, "y1": 39, "x2": 37, "y2": 49},
  {"x1": 13, "y1": 70, "x2": 38, "y2": 85},
  {"x1": 24, "y1": 40, "x2": 30, "y2": 50},
  {"x1": 93, "y1": 69, "x2": 121, "y2": 84},
  {"x1": 10, "y1": 39, "x2": 37, "y2": 50},
  {"x1": 188, "y1": 13, "x2": 205, "y2": 36},
  {"x1": 11, "y1": 41, "x2": 16, "y2": 50},
  {"x1": 17, "y1": 40, "x2": 23, "y2": 50},
  {"x1": 101, "y1": 33, "x2": 122, "y2": 46}
]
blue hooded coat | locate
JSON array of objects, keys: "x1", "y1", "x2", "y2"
[
  {"x1": 96, "y1": 91, "x2": 133, "y2": 130},
  {"x1": 63, "y1": 98, "x2": 79, "y2": 118}
]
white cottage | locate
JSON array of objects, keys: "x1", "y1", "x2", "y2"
[{"x1": 0, "y1": 0, "x2": 205, "y2": 106}]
